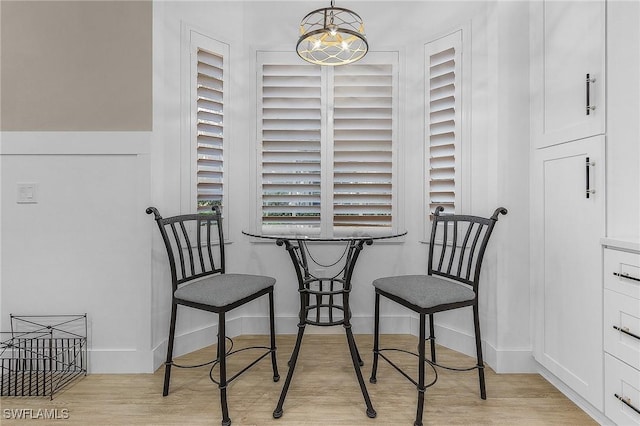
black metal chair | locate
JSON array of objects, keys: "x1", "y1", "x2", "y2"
[
  {"x1": 369, "y1": 206, "x2": 507, "y2": 426},
  {"x1": 146, "y1": 206, "x2": 279, "y2": 426}
]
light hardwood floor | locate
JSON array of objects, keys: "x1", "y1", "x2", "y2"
[{"x1": 0, "y1": 334, "x2": 596, "y2": 425}]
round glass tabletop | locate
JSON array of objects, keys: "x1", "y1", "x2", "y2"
[{"x1": 241, "y1": 230, "x2": 407, "y2": 242}]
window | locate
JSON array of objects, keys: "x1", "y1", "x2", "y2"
[
  {"x1": 195, "y1": 47, "x2": 225, "y2": 213},
  {"x1": 260, "y1": 56, "x2": 323, "y2": 230},
  {"x1": 425, "y1": 30, "x2": 463, "y2": 217},
  {"x1": 257, "y1": 51, "x2": 398, "y2": 236},
  {"x1": 182, "y1": 29, "x2": 229, "y2": 220}
]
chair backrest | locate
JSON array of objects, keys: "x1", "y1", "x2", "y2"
[
  {"x1": 427, "y1": 206, "x2": 507, "y2": 292},
  {"x1": 146, "y1": 206, "x2": 225, "y2": 291}
]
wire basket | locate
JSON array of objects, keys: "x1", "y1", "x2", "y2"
[{"x1": 0, "y1": 314, "x2": 87, "y2": 399}]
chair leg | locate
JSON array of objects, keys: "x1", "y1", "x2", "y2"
[
  {"x1": 163, "y1": 302, "x2": 178, "y2": 397},
  {"x1": 268, "y1": 291, "x2": 280, "y2": 382},
  {"x1": 218, "y1": 312, "x2": 231, "y2": 426},
  {"x1": 370, "y1": 292, "x2": 380, "y2": 384},
  {"x1": 414, "y1": 313, "x2": 427, "y2": 426},
  {"x1": 428, "y1": 313, "x2": 436, "y2": 363},
  {"x1": 473, "y1": 304, "x2": 486, "y2": 400}
]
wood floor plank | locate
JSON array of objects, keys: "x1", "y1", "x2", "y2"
[{"x1": 0, "y1": 334, "x2": 596, "y2": 425}]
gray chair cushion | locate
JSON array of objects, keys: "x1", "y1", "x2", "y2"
[
  {"x1": 372, "y1": 275, "x2": 475, "y2": 309},
  {"x1": 174, "y1": 273, "x2": 276, "y2": 308}
]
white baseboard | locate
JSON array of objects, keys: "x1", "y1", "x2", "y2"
[
  {"x1": 96, "y1": 315, "x2": 535, "y2": 374},
  {"x1": 406, "y1": 316, "x2": 537, "y2": 374},
  {"x1": 151, "y1": 318, "x2": 245, "y2": 372},
  {"x1": 264, "y1": 314, "x2": 411, "y2": 335},
  {"x1": 486, "y1": 345, "x2": 537, "y2": 373},
  {"x1": 89, "y1": 323, "x2": 225, "y2": 373},
  {"x1": 88, "y1": 349, "x2": 154, "y2": 374},
  {"x1": 537, "y1": 364, "x2": 613, "y2": 426},
  {"x1": 244, "y1": 315, "x2": 536, "y2": 373}
]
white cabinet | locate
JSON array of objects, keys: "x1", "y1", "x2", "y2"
[
  {"x1": 531, "y1": 135, "x2": 605, "y2": 410},
  {"x1": 603, "y1": 244, "x2": 640, "y2": 425},
  {"x1": 530, "y1": 0, "x2": 605, "y2": 148},
  {"x1": 530, "y1": 0, "x2": 640, "y2": 420}
]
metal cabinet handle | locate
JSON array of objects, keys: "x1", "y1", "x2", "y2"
[
  {"x1": 615, "y1": 393, "x2": 640, "y2": 415},
  {"x1": 613, "y1": 271, "x2": 640, "y2": 282},
  {"x1": 585, "y1": 157, "x2": 595, "y2": 198},
  {"x1": 586, "y1": 73, "x2": 596, "y2": 115},
  {"x1": 613, "y1": 325, "x2": 640, "y2": 341}
]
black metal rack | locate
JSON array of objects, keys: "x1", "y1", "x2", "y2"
[{"x1": 0, "y1": 314, "x2": 87, "y2": 399}]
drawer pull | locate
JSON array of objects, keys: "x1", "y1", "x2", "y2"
[
  {"x1": 615, "y1": 393, "x2": 640, "y2": 415},
  {"x1": 613, "y1": 325, "x2": 640, "y2": 341},
  {"x1": 613, "y1": 271, "x2": 640, "y2": 282}
]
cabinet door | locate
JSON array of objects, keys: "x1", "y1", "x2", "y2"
[
  {"x1": 532, "y1": 135, "x2": 605, "y2": 410},
  {"x1": 530, "y1": 0, "x2": 605, "y2": 148}
]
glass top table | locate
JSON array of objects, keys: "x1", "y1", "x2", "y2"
[
  {"x1": 241, "y1": 231, "x2": 407, "y2": 242},
  {"x1": 242, "y1": 230, "x2": 406, "y2": 420}
]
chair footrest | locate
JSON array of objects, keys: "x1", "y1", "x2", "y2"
[
  {"x1": 375, "y1": 349, "x2": 438, "y2": 389},
  {"x1": 209, "y1": 346, "x2": 275, "y2": 386},
  {"x1": 376, "y1": 347, "x2": 482, "y2": 372}
]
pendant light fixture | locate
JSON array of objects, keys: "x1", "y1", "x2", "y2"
[{"x1": 296, "y1": 0, "x2": 368, "y2": 66}]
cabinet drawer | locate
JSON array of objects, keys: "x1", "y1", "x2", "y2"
[
  {"x1": 604, "y1": 248, "x2": 640, "y2": 299},
  {"x1": 605, "y1": 289, "x2": 640, "y2": 370},
  {"x1": 605, "y1": 353, "x2": 640, "y2": 425}
]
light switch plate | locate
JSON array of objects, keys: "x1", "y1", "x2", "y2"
[{"x1": 17, "y1": 183, "x2": 38, "y2": 204}]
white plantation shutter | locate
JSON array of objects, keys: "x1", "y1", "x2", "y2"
[
  {"x1": 257, "y1": 51, "x2": 397, "y2": 236},
  {"x1": 426, "y1": 32, "x2": 462, "y2": 215},
  {"x1": 333, "y1": 62, "x2": 395, "y2": 229},
  {"x1": 196, "y1": 48, "x2": 225, "y2": 213},
  {"x1": 260, "y1": 57, "x2": 323, "y2": 230}
]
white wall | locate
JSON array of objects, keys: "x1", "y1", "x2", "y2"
[
  {"x1": 153, "y1": 0, "x2": 532, "y2": 374},
  {"x1": 0, "y1": 0, "x2": 532, "y2": 374},
  {"x1": 486, "y1": 1, "x2": 532, "y2": 371},
  {"x1": 0, "y1": 133, "x2": 152, "y2": 373},
  {"x1": 0, "y1": 0, "x2": 153, "y2": 374},
  {"x1": 606, "y1": 0, "x2": 640, "y2": 239},
  {"x1": 150, "y1": 0, "x2": 249, "y2": 368}
]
